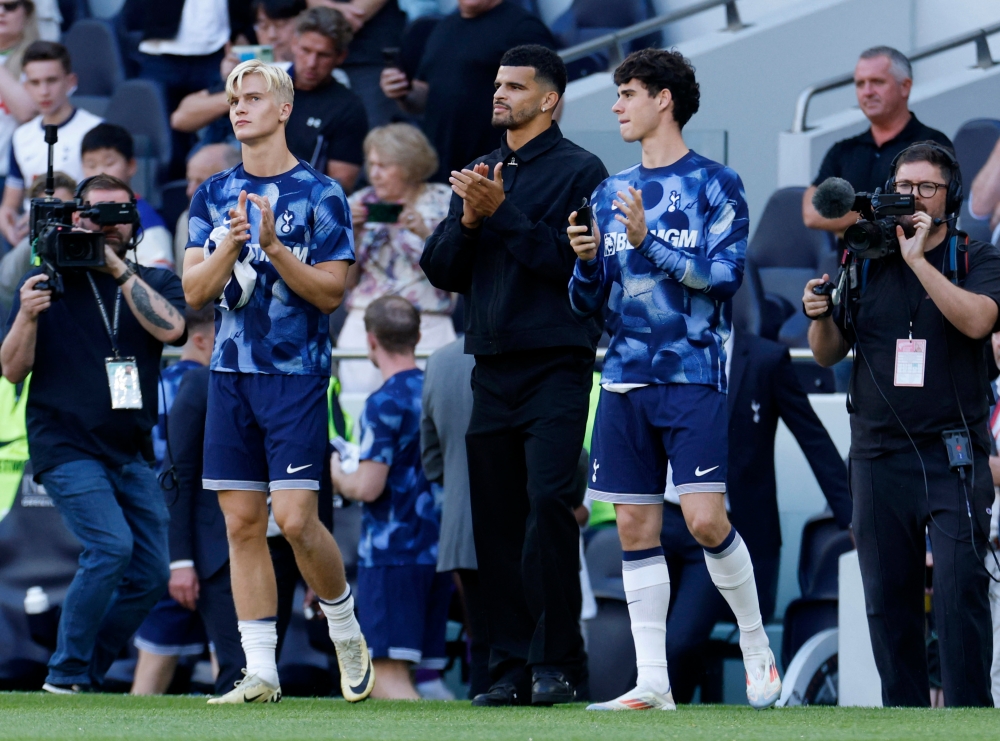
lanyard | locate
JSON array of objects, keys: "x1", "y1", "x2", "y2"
[
  {"x1": 86, "y1": 273, "x2": 122, "y2": 358},
  {"x1": 901, "y1": 236, "x2": 953, "y2": 339}
]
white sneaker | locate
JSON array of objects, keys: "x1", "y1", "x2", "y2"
[
  {"x1": 207, "y1": 670, "x2": 281, "y2": 704},
  {"x1": 586, "y1": 684, "x2": 676, "y2": 711},
  {"x1": 334, "y1": 633, "x2": 375, "y2": 702},
  {"x1": 416, "y1": 677, "x2": 455, "y2": 700},
  {"x1": 745, "y1": 648, "x2": 781, "y2": 709}
]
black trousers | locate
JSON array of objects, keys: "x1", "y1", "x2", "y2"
[
  {"x1": 466, "y1": 347, "x2": 592, "y2": 686},
  {"x1": 456, "y1": 569, "x2": 491, "y2": 697},
  {"x1": 851, "y1": 441, "x2": 994, "y2": 707},
  {"x1": 196, "y1": 563, "x2": 245, "y2": 694}
]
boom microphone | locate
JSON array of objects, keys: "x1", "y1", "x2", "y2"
[{"x1": 812, "y1": 177, "x2": 856, "y2": 219}]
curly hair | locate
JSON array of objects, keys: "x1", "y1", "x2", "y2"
[{"x1": 613, "y1": 49, "x2": 700, "y2": 129}]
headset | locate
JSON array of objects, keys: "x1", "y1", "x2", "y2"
[
  {"x1": 73, "y1": 175, "x2": 143, "y2": 252},
  {"x1": 885, "y1": 140, "x2": 964, "y2": 217}
]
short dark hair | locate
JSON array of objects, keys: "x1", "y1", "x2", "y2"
[
  {"x1": 295, "y1": 6, "x2": 353, "y2": 53},
  {"x1": 613, "y1": 49, "x2": 700, "y2": 129},
  {"x1": 81, "y1": 123, "x2": 134, "y2": 161},
  {"x1": 499, "y1": 44, "x2": 567, "y2": 97},
  {"x1": 184, "y1": 304, "x2": 215, "y2": 334},
  {"x1": 78, "y1": 173, "x2": 134, "y2": 203},
  {"x1": 252, "y1": 0, "x2": 307, "y2": 20},
  {"x1": 23, "y1": 40, "x2": 72, "y2": 74},
  {"x1": 363, "y1": 295, "x2": 419, "y2": 354},
  {"x1": 894, "y1": 140, "x2": 958, "y2": 184}
]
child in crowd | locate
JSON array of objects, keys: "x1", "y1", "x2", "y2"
[{"x1": 330, "y1": 295, "x2": 451, "y2": 700}]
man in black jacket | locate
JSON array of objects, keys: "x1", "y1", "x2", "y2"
[{"x1": 420, "y1": 45, "x2": 607, "y2": 707}]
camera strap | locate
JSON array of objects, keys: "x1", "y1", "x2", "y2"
[{"x1": 86, "y1": 273, "x2": 122, "y2": 359}]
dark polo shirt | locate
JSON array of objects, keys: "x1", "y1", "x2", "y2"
[{"x1": 812, "y1": 114, "x2": 954, "y2": 193}]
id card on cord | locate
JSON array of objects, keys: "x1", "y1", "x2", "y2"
[{"x1": 894, "y1": 339, "x2": 926, "y2": 387}]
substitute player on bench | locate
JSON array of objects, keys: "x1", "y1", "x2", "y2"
[
  {"x1": 183, "y1": 60, "x2": 373, "y2": 704},
  {"x1": 567, "y1": 49, "x2": 780, "y2": 711}
]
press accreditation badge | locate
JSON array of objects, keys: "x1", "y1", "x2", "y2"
[
  {"x1": 105, "y1": 357, "x2": 143, "y2": 409},
  {"x1": 894, "y1": 339, "x2": 926, "y2": 387}
]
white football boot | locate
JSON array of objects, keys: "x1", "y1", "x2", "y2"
[
  {"x1": 207, "y1": 670, "x2": 281, "y2": 704},
  {"x1": 335, "y1": 634, "x2": 375, "y2": 702},
  {"x1": 745, "y1": 648, "x2": 781, "y2": 709},
  {"x1": 586, "y1": 684, "x2": 676, "y2": 711}
]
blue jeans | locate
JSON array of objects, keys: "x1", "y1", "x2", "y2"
[{"x1": 40, "y1": 457, "x2": 170, "y2": 686}]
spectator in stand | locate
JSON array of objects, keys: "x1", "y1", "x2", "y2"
[
  {"x1": 331, "y1": 295, "x2": 449, "y2": 700},
  {"x1": 253, "y1": 0, "x2": 307, "y2": 64},
  {"x1": 80, "y1": 124, "x2": 175, "y2": 271},
  {"x1": 0, "y1": 171, "x2": 73, "y2": 326},
  {"x1": 173, "y1": 143, "x2": 242, "y2": 274},
  {"x1": 340, "y1": 123, "x2": 453, "y2": 394},
  {"x1": 0, "y1": 1, "x2": 45, "y2": 188},
  {"x1": 0, "y1": 41, "x2": 102, "y2": 247},
  {"x1": 131, "y1": 306, "x2": 220, "y2": 695},
  {"x1": 420, "y1": 338, "x2": 488, "y2": 698},
  {"x1": 802, "y1": 46, "x2": 952, "y2": 235},
  {"x1": 969, "y1": 139, "x2": 1000, "y2": 246},
  {"x1": 380, "y1": 0, "x2": 555, "y2": 182},
  {"x1": 171, "y1": 7, "x2": 367, "y2": 192},
  {"x1": 308, "y1": 0, "x2": 406, "y2": 128}
]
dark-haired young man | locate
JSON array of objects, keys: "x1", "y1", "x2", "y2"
[
  {"x1": 81, "y1": 123, "x2": 175, "y2": 271},
  {"x1": 568, "y1": 48, "x2": 780, "y2": 711},
  {"x1": 804, "y1": 142, "x2": 999, "y2": 707},
  {"x1": 1, "y1": 174, "x2": 187, "y2": 693},
  {"x1": 331, "y1": 294, "x2": 448, "y2": 700},
  {"x1": 0, "y1": 41, "x2": 102, "y2": 246},
  {"x1": 421, "y1": 44, "x2": 607, "y2": 707}
]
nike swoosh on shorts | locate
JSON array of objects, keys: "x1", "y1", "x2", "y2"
[
  {"x1": 694, "y1": 466, "x2": 720, "y2": 477},
  {"x1": 286, "y1": 464, "x2": 312, "y2": 474}
]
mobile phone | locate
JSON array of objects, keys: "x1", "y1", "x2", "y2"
[
  {"x1": 231, "y1": 44, "x2": 274, "y2": 63},
  {"x1": 366, "y1": 202, "x2": 404, "y2": 223},
  {"x1": 575, "y1": 197, "x2": 592, "y2": 237},
  {"x1": 382, "y1": 47, "x2": 402, "y2": 68}
]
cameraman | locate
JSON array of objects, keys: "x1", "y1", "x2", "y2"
[
  {"x1": 803, "y1": 143, "x2": 998, "y2": 707},
  {"x1": 0, "y1": 174, "x2": 186, "y2": 693}
]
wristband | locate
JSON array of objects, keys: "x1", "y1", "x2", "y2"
[{"x1": 114, "y1": 265, "x2": 136, "y2": 286}]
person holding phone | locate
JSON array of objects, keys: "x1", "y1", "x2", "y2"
[{"x1": 339, "y1": 123, "x2": 454, "y2": 395}]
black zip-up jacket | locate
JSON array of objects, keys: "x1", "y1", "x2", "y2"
[{"x1": 421, "y1": 123, "x2": 608, "y2": 355}]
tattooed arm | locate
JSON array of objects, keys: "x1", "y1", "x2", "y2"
[{"x1": 113, "y1": 263, "x2": 186, "y2": 344}]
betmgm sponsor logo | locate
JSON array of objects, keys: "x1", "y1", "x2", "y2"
[{"x1": 604, "y1": 228, "x2": 699, "y2": 256}]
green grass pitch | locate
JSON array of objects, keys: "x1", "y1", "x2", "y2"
[{"x1": 0, "y1": 694, "x2": 997, "y2": 740}]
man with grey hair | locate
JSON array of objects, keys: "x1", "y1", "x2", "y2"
[{"x1": 802, "y1": 45, "x2": 953, "y2": 234}]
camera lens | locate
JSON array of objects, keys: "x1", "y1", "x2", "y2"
[
  {"x1": 844, "y1": 221, "x2": 880, "y2": 254},
  {"x1": 64, "y1": 239, "x2": 89, "y2": 261}
]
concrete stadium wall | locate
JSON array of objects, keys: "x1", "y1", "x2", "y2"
[{"x1": 559, "y1": 0, "x2": 913, "y2": 228}]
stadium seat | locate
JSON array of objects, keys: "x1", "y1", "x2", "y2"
[
  {"x1": 953, "y1": 118, "x2": 1000, "y2": 244},
  {"x1": 584, "y1": 525, "x2": 625, "y2": 601},
  {"x1": 69, "y1": 95, "x2": 109, "y2": 118},
  {"x1": 551, "y1": 0, "x2": 661, "y2": 81},
  {"x1": 780, "y1": 598, "x2": 837, "y2": 670},
  {"x1": 105, "y1": 80, "x2": 172, "y2": 205},
  {"x1": 157, "y1": 179, "x2": 189, "y2": 237},
  {"x1": 797, "y1": 513, "x2": 850, "y2": 599},
  {"x1": 63, "y1": 19, "x2": 124, "y2": 97},
  {"x1": 746, "y1": 187, "x2": 839, "y2": 349}
]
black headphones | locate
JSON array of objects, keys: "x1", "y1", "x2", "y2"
[
  {"x1": 885, "y1": 141, "x2": 963, "y2": 216},
  {"x1": 73, "y1": 175, "x2": 138, "y2": 206}
]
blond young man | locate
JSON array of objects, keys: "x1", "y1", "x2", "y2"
[{"x1": 183, "y1": 59, "x2": 373, "y2": 704}]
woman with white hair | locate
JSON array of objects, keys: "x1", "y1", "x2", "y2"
[{"x1": 339, "y1": 123, "x2": 454, "y2": 395}]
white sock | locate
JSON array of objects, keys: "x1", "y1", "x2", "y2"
[
  {"x1": 703, "y1": 528, "x2": 769, "y2": 659},
  {"x1": 319, "y1": 585, "x2": 361, "y2": 642},
  {"x1": 622, "y1": 547, "x2": 671, "y2": 695},
  {"x1": 238, "y1": 618, "x2": 279, "y2": 687}
]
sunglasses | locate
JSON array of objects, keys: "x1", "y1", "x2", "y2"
[{"x1": 0, "y1": 1, "x2": 23, "y2": 12}]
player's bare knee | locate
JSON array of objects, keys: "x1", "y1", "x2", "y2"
[
  {"x1": 271, "y1": 506, "x2": 314, "y2": 544},
  {"x1": 687, "y1": 512, "x2": 729, "y2": 549},
  {"x1": 222, "y1": 506, "x2": 268, "y2": 545},
  {"x1": 615, "y1": 504, "x2": 661, "y2": 550}
]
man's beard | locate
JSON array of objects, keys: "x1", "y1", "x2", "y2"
[
  {"x1": 491, "y1": 103, "x2": 540, "y2": 130},
  {"x1": 897, "y1": 207, "x2": 943, "y2": 239}
]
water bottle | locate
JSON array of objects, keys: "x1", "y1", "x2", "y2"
[{"x1": 24, "y1": 586, "x2": 49, "y2": 615}]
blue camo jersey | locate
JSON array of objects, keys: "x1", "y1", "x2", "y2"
[
  {"x1": 152, "y1": 359, "x2": 202, "y2": 470},
  {"x1": 357, "y1": 368, "x2": 441, "y2": 567},
  {"x1": 186, "y1": 161, "x2": 354, "y2": 376},
  {"x1": 568, "y1": 151, "x2": 748, "y2": 390}
]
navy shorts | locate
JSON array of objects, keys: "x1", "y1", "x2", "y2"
[
  {"x1": 587, "y1": 384, "x2": 727, "y2": 505},
  {"x1": 356, "y1": 565, "x2": 453, "y2": 667},
  {"x1": 203, "y1": 371, "x2": 328, "y2": 492},
  {"x1": 133, "y1": 596, "x2": 207, "y2": 656}
]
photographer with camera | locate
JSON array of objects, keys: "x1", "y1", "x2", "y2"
[
  {"x1": 803, "y1": 142, "x2": 999, "y2": 707},
  {"x1": 0, "y1": 173, "x2": 186, "y2": 693}
]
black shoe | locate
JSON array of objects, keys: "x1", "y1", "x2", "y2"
[
  {"x1": 531, "y1": 671, "x2": 576, "y2": 706},
  {"x1": 42, "y1": 682, "x2": 92, "y2": 694},
  {"x1": 471, "y1": 682, "x2": 527, "y2": 707}
]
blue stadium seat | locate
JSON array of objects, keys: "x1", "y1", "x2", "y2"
[
  {"x1": 63, "y1": 19, "x2": 124, "y2": 97},
  {"x1": 552, "y1": 0, "x2": 661, "y2": 81},
  {"x1": 104, "y1": 80, "x2": 172, "y2": 203},
  {"x1": 746, "y1": 187, "x2": 839, "y2": 349},
  {"x1": 157, "y1": 179, "x2": 189, "y2": 238},
  {"x1": 953, "y1": 118, "x2": 1000, "y2": 244}
]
